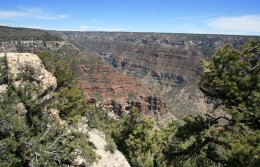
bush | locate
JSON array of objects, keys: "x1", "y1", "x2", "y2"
[
  {"x1": 53, "y1": 87, "x2": 87, "y2": 121},
  {"x1": 38, "y1": 51, "x2": 74, "y2": 87},
  {"x1": 104, "y1": 137, "x2": 117, "y2": 153}
]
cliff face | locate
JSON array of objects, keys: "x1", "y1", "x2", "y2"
[
  {"x1": 75, "y1": 63, "x2": 167, "y2": 117},
  {"x1": 52, "y1": 31, "x2": 257, "y2": 117}
]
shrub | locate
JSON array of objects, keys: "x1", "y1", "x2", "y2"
[
  {"x1": 53, "y1": 87, "x2": 87, "y2": 121},
  {"x1": 38, "y1": 51, "x2": 74, "y2": 87},
  {"x1": 104, "y1": 137, "x2": 117, "y2": 153}
]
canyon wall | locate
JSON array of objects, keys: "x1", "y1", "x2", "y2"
[{"x1": 51, "y1": 31, "x2": 257, "y2": 118}]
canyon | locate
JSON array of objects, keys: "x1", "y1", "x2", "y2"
[
  {"x1": 51, "y1": 31, "x2": 257, "y2": 118},
  {"x1": 1, "y1": 26, "x2": 258, "y2": 119}
]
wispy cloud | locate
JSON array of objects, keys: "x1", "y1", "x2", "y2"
[
  {"x1": 208, "y1": 15, "x2": 260, "y2": 33},
  {"x1": 0, "y1": 7, "x2": 68, "y2": 20}
]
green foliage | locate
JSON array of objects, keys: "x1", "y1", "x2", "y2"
[
  {"x1": 0, "y1": 55, "x2": 8, "y2": 84},
  {"x1": 39, "y1": 51, "x2": 74, "y2": 87},
  {"x1": 53, "y1": 87, "x2": 87, "y2": 121},
  {"x1": 163, "y1": 39, "x2": 260, "y2": 166},
  {"x1": 0, "y1": 87, "x2": 30, "y2": 166},
  {"x1": 38, "y1": 51, "x2": 56, "y2": 73},
  {"x1": 0, "y1": 83, "x2": 96, "y2": 166},
  {"x1": 199, "y1": 39, "x2": 260, "y2": 128},
  {"x1": 0, "y1": 53, "x2": 97, "y2": 166},
  {"x1": 86, "y1": 105, "x2": 116, "y2": 133},
  {"x1": 112, "y1": 108, "x2": 162, "y2": 166},
  {"x1": 55, "y1": 58, "x2": 74, "y2": 87},
  {"x1": 16, "y1": 83, "x2": 44, "y2": 133},
  {"x1": 67, "y1": 132, "x2": 97, "y2": 164},
  {"x1": 104, "y1": 137, "x2": 117, "y2": 153}
]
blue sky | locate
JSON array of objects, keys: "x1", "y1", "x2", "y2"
[{"x1": 0, "y1": 0, "x2": 260, "y2": 35}]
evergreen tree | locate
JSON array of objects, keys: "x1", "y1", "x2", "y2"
[{"x1": 164, "y1": 39, "x2": 260, "y2": 166}]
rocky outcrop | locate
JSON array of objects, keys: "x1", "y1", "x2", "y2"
[
  {"x1": 0, "y1": 53, "x2": 57, "y2": 95},
  {"x1": 0, "y1": 84, "x2": 7, "y2": 94},
  {"x1": 89, "y1": 129, "x2": 131, "y2": 167},
  {"x1": 68, "y1": 118, "x2": 130, "y2": 167}
]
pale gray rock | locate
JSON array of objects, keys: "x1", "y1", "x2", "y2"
[
  {"x1": 89, "y1": 129, "x2": 131, "y2": 167},
  {"x1": 0, "y1": 53, "x2": 57, "y2": 94}
]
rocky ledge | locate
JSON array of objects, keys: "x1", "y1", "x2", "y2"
[{"x1": 0, "y1": 53, "x2": 57, "y2": 95}]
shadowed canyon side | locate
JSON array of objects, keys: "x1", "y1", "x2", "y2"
[{"x1": 51, "y1": 31, "x2": 258, "y2": 118}]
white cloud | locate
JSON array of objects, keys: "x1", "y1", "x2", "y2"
[
  {"x1": 208, "y1": 15, "x2": 260, "y2": 33},
  {"x1": 0, "y1": 7, "x2": 68, "y2": 20}
]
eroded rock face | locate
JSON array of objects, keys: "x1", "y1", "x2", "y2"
[
  {"x1": 0, "y1": 53, "x2": 57, "y2": 95},
  {"x1": 75, "y1": 63, "x2": 168, "y2": 117}
]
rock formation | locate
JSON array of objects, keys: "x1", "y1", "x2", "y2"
[
  {"x1": 0, "y1": 53, "x2": 57, "y2": 96},
  {"x1": 89, "y1": 129, "x2": 131, "y2": 167}
]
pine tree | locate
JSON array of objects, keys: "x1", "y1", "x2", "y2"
[{"x1": 164, "y1": 39, "x2": 260, "y2": 166}]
